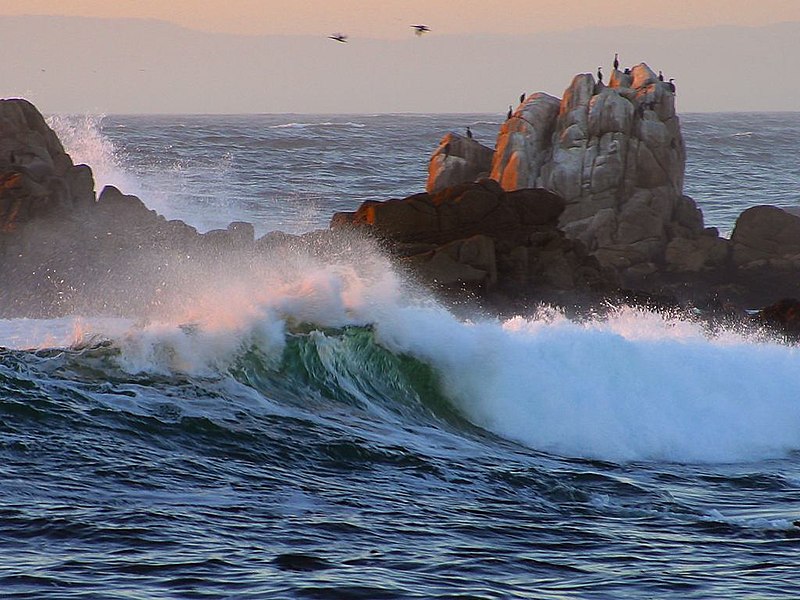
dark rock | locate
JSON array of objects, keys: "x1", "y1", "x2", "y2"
[
  {"x1": 757, "y1": 298, "x2": 800, "y2": 339},
  {"x1": 333, "y1": 181, "x2": 617, "y2": 301},
  {"x1": 731, "y1": 205, "x2": 800, "y2": 267}
]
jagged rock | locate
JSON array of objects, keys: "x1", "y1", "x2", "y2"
[
  {"x1": 664, "y1": 231, "x2": 730, "y2": 273},
  {"x1": 337, "y1": 180, "x2": 564, "y2": 245},
  {"x1": 426, "y1": 133, "x2": 494, "y2": 193},
  {"x1": 405, "y1": 234, "x2": 497, "y2": 288},
  {"x1": 492, "y1": 93, "x2": 561, "y2": 191},
  {"x1": 488, "y1": 64, "x2": 704, "y2": 276}
]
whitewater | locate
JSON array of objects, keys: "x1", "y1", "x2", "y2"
[{"x1": 2, "y1": 112, "x2": 800, "y2": 598}]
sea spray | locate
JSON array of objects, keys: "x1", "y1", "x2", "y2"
[
  {"x1": 46, "y1": 113, "x2": 181, "y2": 222},
  {"x1": 107, "y1": 240, "x2": 407, "y2": 376},
  {"x1": 46, "y1": 114, "x2": 140, "y2": 197}
]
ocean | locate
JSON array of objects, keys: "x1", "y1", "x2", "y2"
[{"x1": 2, "y1": 112, "x2": 800, "y2": 598}]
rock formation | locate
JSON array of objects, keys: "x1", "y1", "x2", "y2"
[
  {"x1": 4, "y1": 94, "x2": 800, "y2": 321},
  {"x1": 331, "y1": 179, "x2": 617, "y2": 305},
  {"x1": 426, "y1": 132, "x2": 493, "y2": 194},
  {"x1": 490, "y1": 63, "x2": 711, "y2": 277}
]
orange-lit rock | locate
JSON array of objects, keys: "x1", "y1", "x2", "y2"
[{"x1": 426, "y1": 132, "x2": 494, "y2": 193}]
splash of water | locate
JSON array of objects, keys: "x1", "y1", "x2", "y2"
[{"x1": 46, "y1": 114, "x2": 140, "y2": 196}]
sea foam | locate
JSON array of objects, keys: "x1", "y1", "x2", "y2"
[{"x1": 375, "y1": 301, "x2": 800, "y2": 464}]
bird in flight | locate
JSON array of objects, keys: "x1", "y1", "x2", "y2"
[
  {"x1": 411, "y1": 25, "x2": 431, "y2": 36},
  {"x1": 328, "y1": 33, "x2": 348, "y2": 43}
]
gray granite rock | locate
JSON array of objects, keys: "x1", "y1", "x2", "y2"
[{"x1": 490, "y1": 63, "x2": 703, "y2": 276}]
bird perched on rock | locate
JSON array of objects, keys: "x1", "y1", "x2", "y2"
[
  {"x1": 658, "y1": 70, "x2": 664, "y2": 81},
  {"x1": 613, "y1": 53, "x2": 619, "y2": 70},
  {"x1": 668, "y1": 78, "x2": 676, "y2": 93},
  {"x1": 520, "y1": 92, "x2": 526, "y2": 103},
  {"x1": 411, "y1": 25, "x2": 430, "y2": 36},
  {"x1": 507, "y1": 106, "x2": 513, "y2": 119},
  {"x1": 466, "y1": 126, "x2": 473, "y2": 139},
  {"x1": 328, "y1": 33, "x2": 348, "y2": 43},
  {"x1": 597, "y1": 67, "x2": 603, "y2": 83}
]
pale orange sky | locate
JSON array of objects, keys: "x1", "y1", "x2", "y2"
[
  {"x1": 2, "y1": 3, "x2": 800, "y2": 113},
  {"x1": 3, "y1": 0, "x2": 800, "y2": 37}
]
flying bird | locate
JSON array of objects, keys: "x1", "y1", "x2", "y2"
[
  {"x1": 328, "y1": 33, "x2": 348, "y2": 43},
  {"x1": 411, "y1": 25, "x2": 431, "y2": 36}
]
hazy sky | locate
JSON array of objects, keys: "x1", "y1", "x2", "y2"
[
  {"x1": 4, "y1": 0, "x2": 800, "y2": 37},
  {"x1": 2, "y1": 2, "x2": 800, "y2": 114}
]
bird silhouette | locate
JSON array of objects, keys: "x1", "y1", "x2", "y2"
[
  {"x1": 411, "y1": 25, "x2": 431, "y2": 36},
  {"x1": 328, "y1": 33, "x2": 348, "y2": 43}
]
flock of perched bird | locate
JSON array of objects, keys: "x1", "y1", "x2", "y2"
[
  {"x1": 596, "y1": 53, "x2": 676, "y2": 91},
  {"x1": 328, "y1": 24, "x2": 430, "y2": 43}
]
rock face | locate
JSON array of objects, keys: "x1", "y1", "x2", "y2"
[
  {"x1": 426, "y1": 133, "x2": 494, "y2": 194},
  {"x1": 0, "y1": 99, "x2": 95, "y2": 230},
  {"x1": 442, "y1": 64, "x2": 709, "y2": 279},
  {"x1": 331, "y1": 179, "x2": 617, "y2": 303}
]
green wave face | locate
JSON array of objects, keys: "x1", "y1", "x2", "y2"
[{"x1": 230, "y1": 325, "x2": 463, "y2": 428}]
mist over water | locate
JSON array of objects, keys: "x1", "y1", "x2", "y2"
[{"x1": 2, "y1": 112, "x2": 799, "y2": 598}]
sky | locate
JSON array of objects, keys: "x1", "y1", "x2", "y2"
[
  {"x1": 2, "y1": 1, "x2": 800, "y2": 113},
  {"x1": 5, "y1": 0, "x2": 800, "y2": 37}
]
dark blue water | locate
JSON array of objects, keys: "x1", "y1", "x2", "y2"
[{"x1": 2, "y1": 113, "x2": 800, "y2": 598}]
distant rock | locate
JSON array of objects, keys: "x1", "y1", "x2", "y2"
[{"x1": 426, "y1": 132, "x2": 494, "y2": 193}]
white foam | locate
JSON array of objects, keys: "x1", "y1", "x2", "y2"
[{"x1": 375, "y1": 303, "x2": 800, "y2": 464}]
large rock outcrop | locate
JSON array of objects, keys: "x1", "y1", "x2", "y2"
[
  {"x1": 490, "y1": 64, "x2": 707, "y2": 276},
  {"x1": 5, "y1": 95, "x2": 800, "y2": 320},
  {"x1": 0, "y1": 99, "x2": 95, "y2": 229}
]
